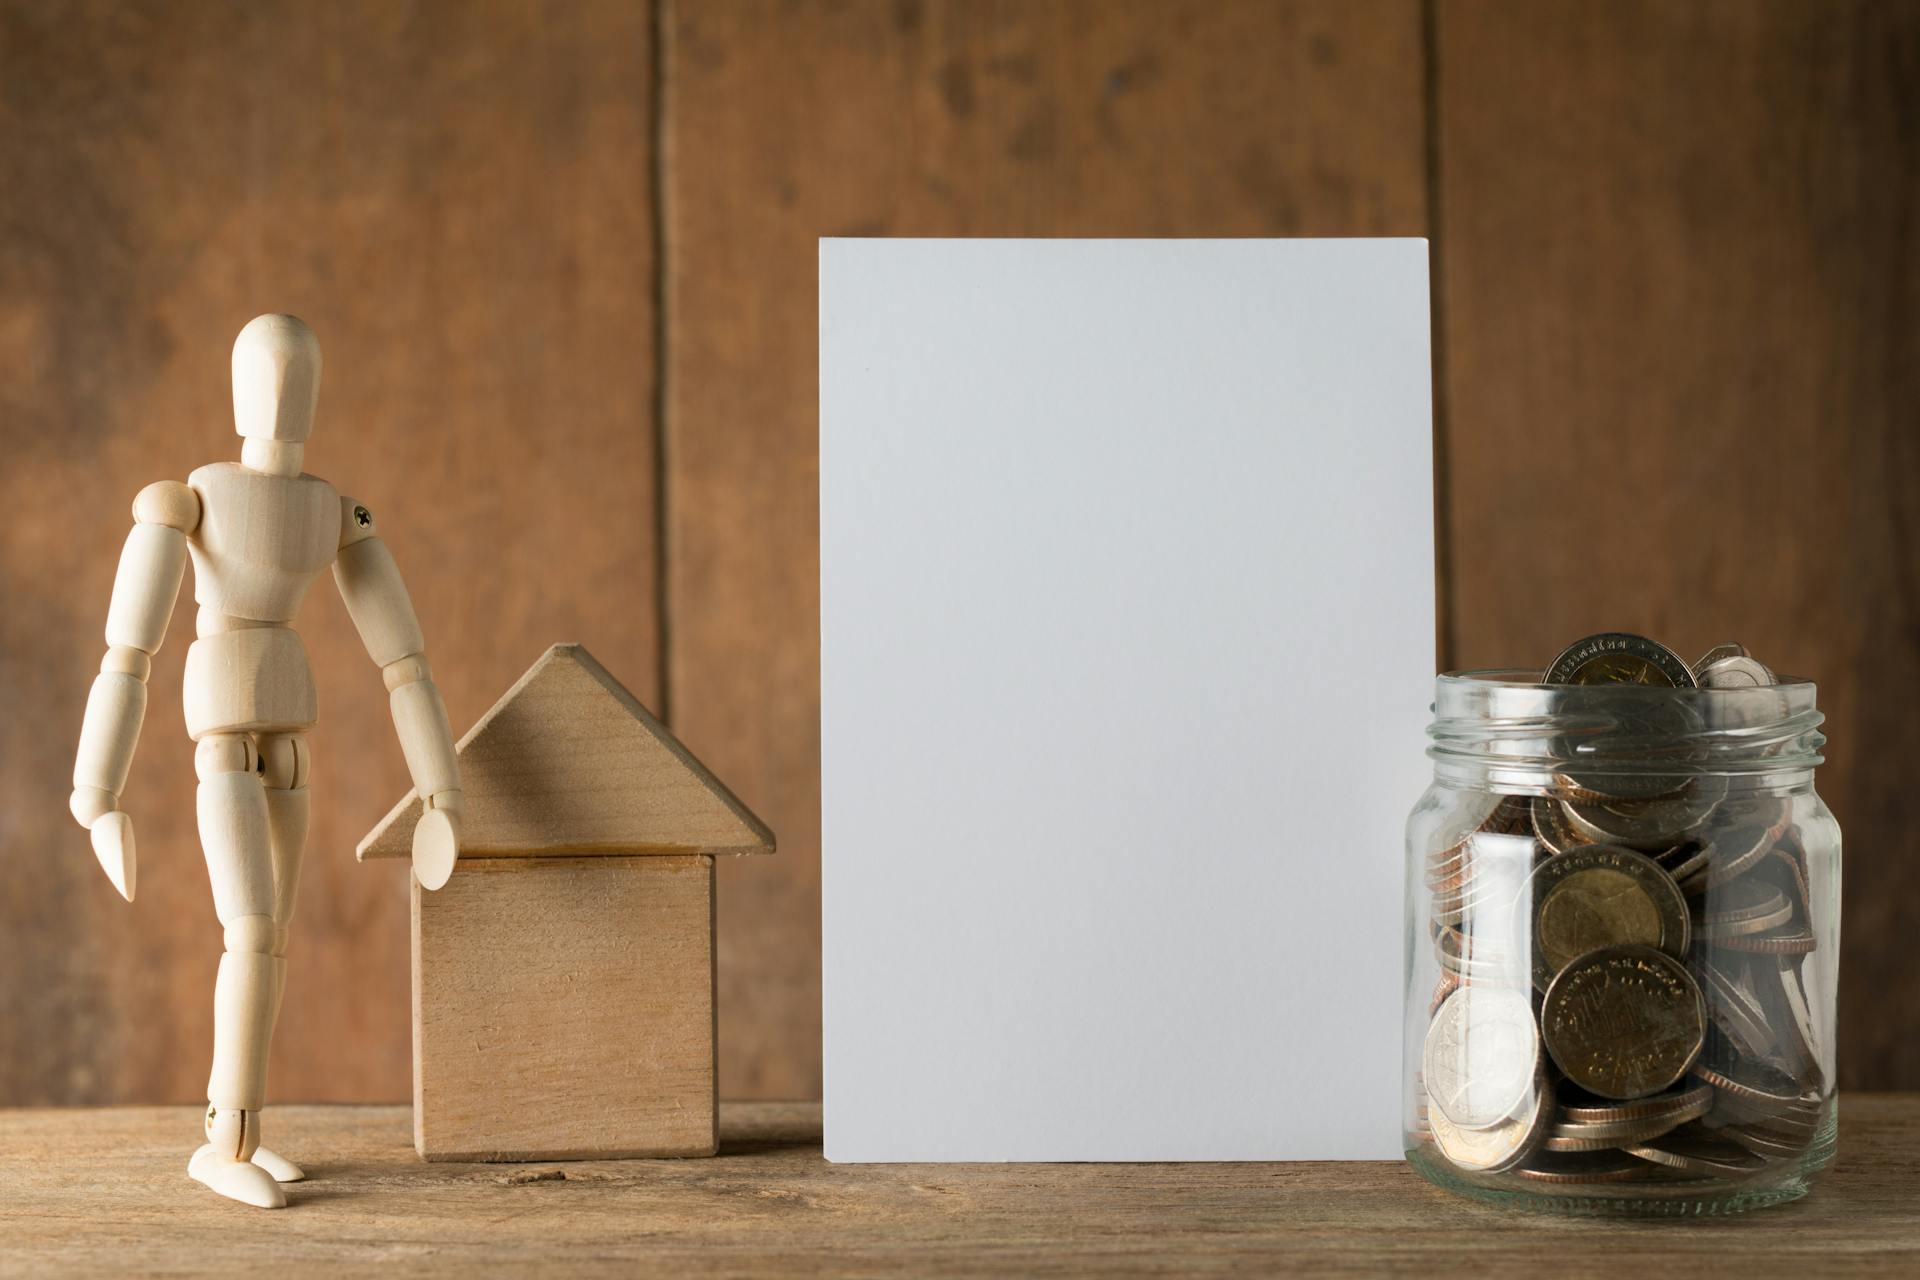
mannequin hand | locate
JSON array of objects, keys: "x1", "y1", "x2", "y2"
[
  {"x1": 412, "y1": 794, "x2": 462, "y2": 891},
  {"x1": 71, "y1": 788, "x2": 135, "y2": 902},
  {"x1": 90, "y1": 810, "x2": 138, "y2": 902}
]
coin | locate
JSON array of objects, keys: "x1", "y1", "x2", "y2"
[
  {"x1": 1424, "y1": 986, "x2": 1541, "y2": 1129},
  {"x1": 1541, "y1": 945, "x2": 1705, "y2": 1099},
  {"x1": 1482, "y1": 795, "x2": 1534, "y2": 836},
  {"x1": 1551, "y1": 768, "x2": 1690, "y2": 806},
  {"x1": 1692, "y1": 643, "x2": 1751, "y2": 673},
  {"x1": 1434, "y1": 927, "x2": 1522, "y2": 984},
  {"x1": 1543, "y1": 1085, "x2": 1709, "y2": 1150},
  {"x1": 1762, "y1": 844, "x2": 1813, "y2": 918},
  {"x1": 1693, "y1": 957, "x2": 1777, "y2": 1061},
  {"x1": 1694, "y1": 881, "x2": 1794, "y2": 939},
  {"x1": 1545, "y1": 633, "x2": 1698, "y2": 688},
  {"x1": 1543, "y1": 1122, "x2": 1681, "y2": 1153},
  {"x1": 1523, "y1": 845, "x2": 1690, "y2": 990},
  {"x1": 1549, "y1": 689, "x2": 1709, "y2": 803},
  {"x1": 1724, "y1": 1124, "x2": 1812, "y2": 1160},
  {"x1": 1563, "y1": 778, "x2": 1726, "y2": 852},
  {"x1": 1711, "y1": 1088, "x2": 1824, "y2": 1132},
  {"x1": 1624, "y1": 1127, "x2": 1771, "y2": 1177},
  {"x1": 1433, "y1": 887, "x2": 1518, "y2": 930},
  {"x1": 1428, "y1": 799, "x2": 1533, "y2": 898},
  {"x1": 1514, "y1": 1150, "x2": 1657, "y2": 1184},
  {"x1": 1655, "y1": 839, "x2": 1713, "y2": 885},
  {"x1": 1695, "y1": 653, "x2": 1777, "y2": 688},
  {"x1": 1689, "y1": 802, "x2": 1789, "y2": 890},
  {"x1": 1557, "y1": 1079, "x2": 1713, "y2": 1125},
  {"x1": 1530, "y1": 796, "x2": 1593, "y2": 857},
  {"x1": 1712, "y1": 925, "x2": 1816, "y2": 955},
  {"x1": 1755, "y1": 955, "x2": 1823, "y2": 1091},
  {"x1": 1426, "y1": 793, "x2": 1506, "y2": 866},
  {"x1": 1430, "y1": 1068, "x2": 1552, "y2": 1173},
  {"x1": 1697, "y1": 877, "x2": 1791, "y2": 922},
  {"x1": 1693, "y1": 1059, "x2": 1807, "y2": 1108}
]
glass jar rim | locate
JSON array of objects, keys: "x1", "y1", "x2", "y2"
[
  {"x1": 1439, "y1": 668, "x2": 1818, "y2": 694},
  {"x1": 1428, "y1": 669, "x2": 1825, "y2": 786}
]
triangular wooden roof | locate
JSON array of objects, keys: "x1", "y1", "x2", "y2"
[{"x1": 358, "y1": 644, "x2": 775, "y2": 861}]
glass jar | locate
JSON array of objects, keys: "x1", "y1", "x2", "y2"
[{"x1": 1403, "y1": 671, "x2": 1839, "y2": 1214}]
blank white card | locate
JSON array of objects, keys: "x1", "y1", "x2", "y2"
[{"x1": 820, "y1": 239, "x2": 1433, "y2": 1161}]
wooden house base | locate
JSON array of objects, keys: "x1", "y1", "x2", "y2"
[{"x1": 411, "y1": 854, "x2": 716, "y2": 1160}]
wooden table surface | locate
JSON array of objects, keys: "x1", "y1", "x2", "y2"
[{"x1": 4, "y1": 1098, "x2": 1917, "y2": 1276}]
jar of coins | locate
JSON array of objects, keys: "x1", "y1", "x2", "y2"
[{"x1": 1405, "y1": 634, "x2": 1839, "y2": 1214}]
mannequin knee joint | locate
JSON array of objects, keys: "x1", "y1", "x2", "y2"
[
  {"x1": 224, "y1": 915, "x2": 276, "y2": 954},
  {"x1": 195, "y1": 735, "x2": 257, "y2": 781},
  {"x1": 259, "y1": 735, "x2": 309, "y2": 789}
]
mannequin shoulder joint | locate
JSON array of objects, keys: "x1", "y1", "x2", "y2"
[{"x1": 132, "y1": 481, "x2": 200, "y2": 533}]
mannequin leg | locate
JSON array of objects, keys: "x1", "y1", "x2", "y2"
[
  {"x1": 185, "y1": 732, "x2": 285, "y2": 1209},
  {"x1": 249, "y1": 732, "x2": 310, "y2": 1183}
]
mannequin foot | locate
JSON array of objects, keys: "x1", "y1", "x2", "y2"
[
  {"x1": 188, "y1": 1146, "x2": 287, "y2": 1208},
  {"x1": 250, "y1": 1145, "x2": 306, "y2": 1183},
  {"x1": 192, "y1": 1142, "x2": 306, "y2": 1183}
]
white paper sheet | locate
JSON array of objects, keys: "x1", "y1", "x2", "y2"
[{"x1": 820, "y1": 238, "x2": 1434, "y2": 1161}]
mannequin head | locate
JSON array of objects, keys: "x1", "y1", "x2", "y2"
[{"x1": 231, "y1": 314, "x2": 322, "y2": 444}]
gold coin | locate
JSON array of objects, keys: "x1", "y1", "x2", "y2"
[
  {"x1": 1544, "y1": 633, "x2": 1698, "y2": 688},
  {"x1": 1541, "y1": 945, "x2": 1705, "y2": 1100},
  {"x1": 1523, "y1": 845, "x2": 1689, "y2": 991}
]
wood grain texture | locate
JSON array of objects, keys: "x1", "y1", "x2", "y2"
[
  {"x1": 2, "y1": 1099, "x2": 1918, "y2": 1274},
  {"x1": 413, "y1": 855, "x2": 715, "y2": 1160},
  {"x1": 362, "y1": 644, "x2": 774, "y2": 860},
  {"x1": 8, "y1": 0, "x2": 1917, "y2": 1107},
  {"x1": 662, "y1": 0, "x2": 1429, "y2": 1100},
  {"x1": 0, "y1": 0, "x2": 657, "y2": 1104},
  {"x1": 1433, "y1": 1, "x2": 1920, "y2": 1090}
]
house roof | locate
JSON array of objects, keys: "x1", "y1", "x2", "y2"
[{"x1": 357, "y1": 644, "x2": 775, "y2": 861}]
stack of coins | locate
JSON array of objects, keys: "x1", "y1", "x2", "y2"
[{"x1": 1417, "y1": 633, "x2": 1828, "y2": 1188}]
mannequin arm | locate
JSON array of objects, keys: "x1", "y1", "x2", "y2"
[
  {"x1": 332, "y1": 497, "x2": 462, "y2": 889},
  {"x1": 70, "y1": 481, "x2": 198, "y2": 901}
]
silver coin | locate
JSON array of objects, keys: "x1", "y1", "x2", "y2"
[
  {"x1": 1430, "y1": 1066, "x2": 1552, "y2": 1173},
  {"x1": 1693, "y1": 643, "x2": 1751, "y2": 672},
  {"x1": 1625, "y1": 1127, "x2": 1772, "y2": 1177},
  {"x1": 1724, "y1": 1124, "x2": 1813, "y2": 1160},
  {"x1": 1424, "y1": 986, "x2": 1541, "y2": 1130},
  {"x1": 1693, "y1": 956, "x2": 1777, "y2": 1062},
  {"x1": 1696, "y1": 655, "x2": 1777, "y2": 689}
]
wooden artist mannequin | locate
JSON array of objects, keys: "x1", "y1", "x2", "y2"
[{"x1": 68, "y1": 314, "x2": 463, "y2": 1208}]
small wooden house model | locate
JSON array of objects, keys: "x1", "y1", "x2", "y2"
[{"x1": 358, "y1": 643, "x2": 774, "y2": 1161}]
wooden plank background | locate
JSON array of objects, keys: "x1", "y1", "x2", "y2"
[{"x1": 0, "y1": 0, "x2": 1912, "y2": 1104}]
